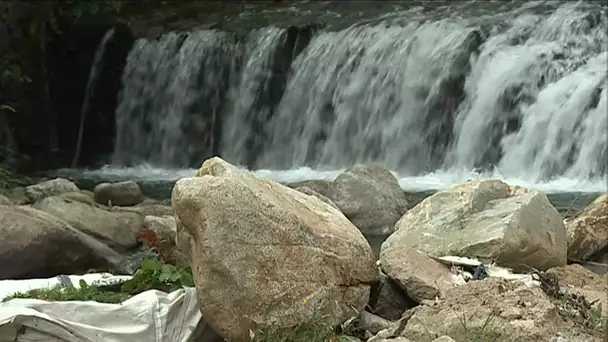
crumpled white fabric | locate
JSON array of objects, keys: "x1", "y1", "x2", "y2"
[{"x1": 0, "y1": 274, "x2": 203, "y2": 342}]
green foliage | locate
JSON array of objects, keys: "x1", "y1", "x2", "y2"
[
  {"x1": 457, "y1": 308, "x2": 504, "y2": 342},
  {"x1": 248, "y1": 316, "x2": 363, "y2": 342},
  {"x1": 2, "y1": 251, "x2": 194, "y2": 304},
  {"x1": 249, "y1": 322, "x2": 362, "y2": 342},
  {"x1": 6, "y1": 280, "x2": 131, "y2": 303},
  {"x1": 0, "y1": 165, "x2": 30, "y2": 193},
  {"x1": 120, "y1": 255, "x2": 194, "y2": 294},
  {"x1": 56, "y1": 0, "x2": 123, "y2": 20}
]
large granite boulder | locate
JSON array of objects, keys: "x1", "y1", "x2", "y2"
[
  {"x1": 381, "y1": 180, "x2": 567, "y2": 272},
  {"x1": 172, "y1": 157, "x2": 377, "y2": 341}
]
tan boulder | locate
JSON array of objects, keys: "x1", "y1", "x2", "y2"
[
  {"x1": 0, "y1": 205, "x2": 106, "y2": 279},
  {"x1": 566, "y1": 194, "x2": 608, "y2": 260},
  {"x1": 399, "y1": 278, "x2": 603, "y2": 341},
  {"x1": 381, "y1": 180, "x2": 567, "y2": 271},
  {"x1": 172, "y1": 157, "x2": 377, "y2": 341},
  {"x1": 33, "y1": 196, "x2": 143, "y2": 251}
]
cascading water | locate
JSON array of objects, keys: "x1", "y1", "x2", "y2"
[
  {"x1": 448, "y1": 2, "x2": 608, "y2": 181},
  {"x1": 72, "y1": 28, "x2": 115, "y2": 167},
  {"x1": 220, "y1": 27, "x2": 290, "y2": 167},
  {"x1": 258, "y1": 20, "x2": 481, "y2": 172},
  {"x1": 107, "y1": 0, "x2": 607, "y2": 192},
  {"x1": 113, "y1": 30, "x2": 238, "y2": 167}
]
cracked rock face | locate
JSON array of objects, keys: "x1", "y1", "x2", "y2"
[
  {"x1": 171, "y1": 157, "x2": 377, "y2": 341},
  {"x1": 381, "y1": 179, "x2": 567, "y2": 272}
]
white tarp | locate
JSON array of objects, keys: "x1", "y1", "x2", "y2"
[{"x1": 0, "y1": 273, "x2": 204, "y2": 342}]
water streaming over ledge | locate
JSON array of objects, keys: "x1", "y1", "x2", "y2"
[
  {"x1": 72, "y1": 28, "x2": 116, "y2": 167},
  {"x1": 106, "y1": 1, "x2": 607, "y2": 192}
]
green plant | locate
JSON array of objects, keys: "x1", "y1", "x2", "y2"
[
  {"x1": 0, "y1": 165, "x2": 31, "y2": 193},
  {"x1": 248, "y1": 321, "x2": 363, "y2": 342},
  {"x1": 54, "y1": 0, "x2": 123, "y2": 20},
  {"x1": 457, "y1": 308, "x2": 504, "y2": 342},
  {"x1": 249, "y1": 323, "x2": 336, "y2": 342},
  {"x1": 3, "y1": 249, "x2": 194, "y2": 304},
  {"x1": 120, "y1": 256, "x2": 194, "y2": 294},
  {"x1": 6, "y1": 279, "x2": 131, "y2": 304},
  {"x1": 245, "y1": 311, "x2": 365, "y2": 342}
]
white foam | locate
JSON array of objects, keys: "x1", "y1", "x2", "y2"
[{"x1": 54, "y1": 165, "x2": 607, "y2": 194}]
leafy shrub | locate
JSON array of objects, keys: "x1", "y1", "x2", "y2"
[{"x1": 3, "y1": 243, "x2": 194, "y2": 304}]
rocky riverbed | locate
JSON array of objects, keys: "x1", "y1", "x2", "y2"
[{"x1": 1, "y1": 158, "x2": 607, "y2": 341}]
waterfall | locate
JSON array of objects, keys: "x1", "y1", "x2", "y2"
[
  {"x1": 72, "y1": 28, "x2": 115, "y2": 167},
  {"x1": 448, "y1": 2, "x2": 608, "y2": 180},
  {"x1": 220, "y1": 27, "x2": 290, "y2": 167},
  {"x1": 110, "y1": 0, "x2": 607, "y2": 186},
  {"x1": 113, "y1": 30, "x2": 238, "y2": 167}
]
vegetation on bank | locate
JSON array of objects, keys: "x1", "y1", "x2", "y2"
[
  {"x1": 4, "y1": 251, "x2": 194, "y2": 304},
  {"x1": 4, "y1": 229, "x2": 194, "y2": 304},
  {"x1": 0, "y1": 166, "x2": 30, "y2": 193}
]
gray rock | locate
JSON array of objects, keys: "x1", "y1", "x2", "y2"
[
  {"x1": 331, "y1": 165, "x2": 409, "y2": 236},
  {"x1": 94, "y1": 180, "x2": 144, "y2": 207},
  {"x1": 369, "y1": 273, "x2": 417, "y2": 321},
  {"x1": 295, "y1": 186, "x2": 340, "y2": 210},
  {"x1": 287, "y1": 179, "x2": 333, "y2": 195},
  {"x1": 0, "y1": 205, "x2": 105, "y2": 279},
  {"x1": 359, "y1": 311, "x2": 394, "y2": 334},
  {"x1": 112, "y1": 204, "x2": 173, "y2": 217},
  {"x1": 34, "y1": 196, "x2": 143, "y2": 251},
  {"x1": 25, "y1": 178, "x2": 79, "y2": 202}
]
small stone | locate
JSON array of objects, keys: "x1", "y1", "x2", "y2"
[{"x1": 359, "y1": 311, "x2": 394, "y2": 334}]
